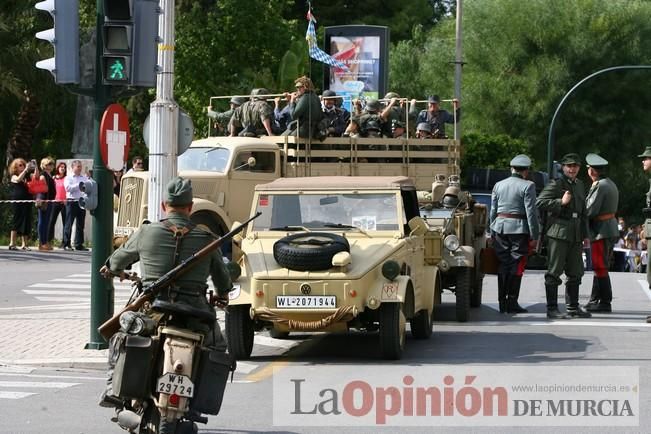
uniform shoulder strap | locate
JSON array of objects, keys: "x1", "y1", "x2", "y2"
[{"x1": 161, "y1": 219, "x2": 196, "y2": 265}]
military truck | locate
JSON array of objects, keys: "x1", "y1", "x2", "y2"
[
  {"x1": 226, "y1": 176, "x2": 438, "y2": 360},
  {"x1": 114, "y1": 135, "x2": 485, "y2": 320}
]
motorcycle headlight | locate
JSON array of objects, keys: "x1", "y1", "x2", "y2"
[{"x1": 444, "y1": 234, "x2": 460, "y2": 252}]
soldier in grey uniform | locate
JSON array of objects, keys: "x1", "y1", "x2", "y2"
[
  {"x1": 537, "y1": 153, "x2": 591, "y2": 319},
  {"x1": 230, "y1": 88, "x2": 274, "y2": 137},
  {"x1": 490, "y1": 154, "x2": 540, "y2": 313},
  {"x1": 99, "y1": 177, "x2": 232, "y2": 406},
  {"x1": 344, "y1": 99, "x2": 385, "y2": 137},
  {"x1": 584, "y1": 153, "x2": 619, "y2": 313},
  {"x1": 208, "y1": 96, "x2": 244, "y2": 136},
  {"x1": 639, "y1": 146, "x2": 651, "y2": 322}
]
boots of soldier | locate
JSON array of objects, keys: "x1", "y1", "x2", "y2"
[
  {"x1": 586, "y1": 277, "x2": 612, "y2": 312},
  {"x1": 506, "y1": 275, "x2": 528, "y2": 314},
  {"x1": 584, "y1": 277, "x2": 600, "y2": 309},
  {"x1": 497, "y1": 274, "x2": 507, "y2": 313},
  {"x1": 546, "y1": 284, "x2": 566, "y2": 319},
  {"x1": 566, "y1": 283, "x2": 592, "y2": 318}
]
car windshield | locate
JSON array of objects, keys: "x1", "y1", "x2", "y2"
[
  {"x1": 178, "y1": 147, "x2": 231, "y2": 172},
  {"x1": 253, "y1": 192, "x2": 400, "y2": 231}
]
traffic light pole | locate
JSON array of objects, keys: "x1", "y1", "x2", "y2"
[
  {"x1": 86, "y1": 0, "x2": 113, "y2": 349},
  {"x1": 147, "y1": 0, "x2": 178, "y2": 222}
]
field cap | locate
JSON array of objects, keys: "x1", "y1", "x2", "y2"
[
  {"x1": 510, "y1": 154, "x2": 532, "y2": 168},
  {"x1": 166, "y1": 177, "x2": 193, "y2": 206},
  {"x1": 428, "y1": 95, "x2": 440, "y2": 104},
  {"x1": 560, "y1": 153, "x2": 581, "y2": 165},
  {"x1": 585, "y1": 153, "x2": 608, "y2": 168},
  {"x1": 638, "y1": 146, "x2": 651, "y2": 158}
]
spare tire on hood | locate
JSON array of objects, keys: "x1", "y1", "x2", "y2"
[{"x1": 273, "y1": 232, "x2": 350, "y2": 271}]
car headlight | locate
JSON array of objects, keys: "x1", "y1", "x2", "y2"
[{"x1": 444, "y1": 234, "x2": 460, "y2": 252}]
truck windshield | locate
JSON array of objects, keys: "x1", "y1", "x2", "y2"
[
  {"x1": 178, "y1": 147, "x2": 231, "y2": 172},
  {"x1": 253, "y1": 192, "x2": 400, "y2": 231}
]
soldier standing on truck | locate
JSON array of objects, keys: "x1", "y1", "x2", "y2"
[
  {"x1": 409, "y1": 95, "x2": 460, "y2": 138},
  {"x1": 230, "y1": 88, "x2": 274, "y2": 137},
  {"x1": 490, "y1": 154, "x2": 540, "y2": 314},
  {"x1": 584, "y1": 153, "x2": 619, "y2": 313},
  {"x1": 536, "y1": 153, "x2": 591, "y2": 319},
  {"x1": 208, "y1": 96, "x2": 244, "y2": 136},
  {"x1": 343, "y1": 98, "x2": 385, "y2": 137},
  {"x1": 282, "y1": 76, "x2": 323, "y2": 139}
]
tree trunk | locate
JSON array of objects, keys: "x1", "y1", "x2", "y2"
[{"x1": 5, "y1": 89, "x2": 40, "y2": 170}]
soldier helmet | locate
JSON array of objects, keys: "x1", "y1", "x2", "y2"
[
  {"x1": 391, "y1": 119, "x2": 405, "y2": 129},
  {"x1": 428, "y1": 95, "x2": 441, "y2": 104},
  {"x1": 384, "y1": 92, "x2": 400, "y2": 100},
  {"x1": 510, "y1": 154, "x2": 532, "y2": 168},
  {"x1": 416, "y1": 122, "x2": 432, "y2": 132},
  {"x1": 365, "y1": 99, "x2": 381, "y2": 112},
  {"x1": 365, "y1": 119, "x2": 382, "y2": 131},
  {"x1": 442, "y1": 185, "x2": 460, "y2": 208},
  {"x1": 322, "y1": 89, "x2": 337, "y2": 98},
  {"x1": 230, "y1": 96, "x2": 245, "y2": 106}
]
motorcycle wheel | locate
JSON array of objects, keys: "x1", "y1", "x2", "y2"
[{"x1": 139, "y1": 401, "x2": 178, "y2": 434}]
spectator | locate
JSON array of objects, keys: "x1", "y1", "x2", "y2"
[
  {"x1": 127, "y1": 156, "x2": 144, "y2": 173},
  {"x1": 618, "y1": 216, "x2": 627, "y2": 232},
  {"x1": 36, "y1": 157, "x2": 56, "y2": 251},
  {"x1": 62, "y1": 160, "x2": 90, "y2": 251},
  {"x1": 8, "y1": 158, "x2": 35, "y2": 250},
  {"x1": 49, "y1": 161, "x2": 67, "y2": 245},
  {"x1": 113, "y1": 168, "x2": 123, "y2": 197}
]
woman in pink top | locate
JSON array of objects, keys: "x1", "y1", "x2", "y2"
[{"x1": 48, "y1": 161, "x2": 67, "y2": 245}]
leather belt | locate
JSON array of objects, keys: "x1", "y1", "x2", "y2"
[
  {"x1": 498, "y1": 213, "x2": 525, "y2": 219},
  {"x1": 592, "y1": 212, "x2": 615, "y2": 222}
]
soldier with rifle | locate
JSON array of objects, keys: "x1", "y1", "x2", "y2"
[
  {"x1": 98, "y1": 176, "x2": 233, "y2": 407},
  {"x1": 639, "y1": 146, "x2": 651, "y2": 322}
]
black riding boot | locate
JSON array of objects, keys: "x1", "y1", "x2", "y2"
[
  {"x1": 497, "y1": 273, "x2": 507, "y2": 313},
  {"x1": 586, "y1": 277, "x2": 612, "y2": 312},
  {"x1": 546, "y1": 284, "x2": 565, "y2": 319},
  {"x1": 566, "y1": 283, "x2": 592, "y2": 318},
  {"x1": 585, "y1": 277, "x2": 600, "y2": 308},
  {"x1": 506, "y1": 275, "x2": 528, "y2": 313}
]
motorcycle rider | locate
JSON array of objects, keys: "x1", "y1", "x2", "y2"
[{"x1": 99, "y1": 176, "x2": 232, "y2": 407}]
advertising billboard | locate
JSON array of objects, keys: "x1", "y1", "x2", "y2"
[{"x1": 324, "y1": 25, "x2": 389, "y2": 111}]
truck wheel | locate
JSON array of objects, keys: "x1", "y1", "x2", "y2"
[
  {"x1": 455, "y1": 267, "x2": 471, "y2": 322},
  {"x1": 225, "y1": 304, "x2": 254, "y2": 360},
  {"x1": 379, "y1": 303, "x2": 405, "y2": 360},
  {"x1": 273, "y1": 233, "x2": 349, "y2": 271},
  {"x1": 410, "y1": 308, "x2": 432, "y2": 339},
  {"x1": 470, "y1": 268, "x2": 484, "y2": 308}
]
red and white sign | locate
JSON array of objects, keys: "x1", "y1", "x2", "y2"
[{"x1": 100, "y1": 103, "x2": 131, "y2": 171}]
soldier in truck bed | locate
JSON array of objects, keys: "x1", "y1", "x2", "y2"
[
  {"x1": 409, "y1": 95, "x2": 460, "y2": 138},
  {"x1": 229, "y1": 88, "x2": 274, "y2": 137},
  {"x1": 208, "y1": 96, "x2": 244, "y2": 136}
]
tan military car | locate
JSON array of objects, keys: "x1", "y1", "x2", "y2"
[{"x1": 225, "y1": 176, "x2": 440, "y2": 360}]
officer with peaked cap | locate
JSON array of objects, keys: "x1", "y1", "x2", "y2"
[
  {"x1": 639, "y1": 146, "x2": 651, "y2": 322},
  {"x1": 537, "y1": 153, "x2": 591, "y2": 319},
  {"x1": 99, "y1": 177, "x2": 232, "y2": 407},
  {"x1": 584, "y1": 153, "x2": 619, "y2": 313},
  {"x1": 489, "y1": 154, "x2": 540, "y2": 313}
]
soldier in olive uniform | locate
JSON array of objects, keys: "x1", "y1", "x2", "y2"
[
  {"x1": 99, "y1": 177, "x2": 232, "y2": 406},
  {"x1": 230, "y1": 88, "x2": 274, "y2": 137},
  {"x1": 639, "y1": 146, "x2": 651, "y2": 322},
  {"x1": 344, "y1": 99, "x2": 385, "y2": 137},
  {"x1": 536, "y1": 153, "x2": 591, "y2": 319},
  {"x1": 490, "y1": 154, "x2": 540, "y2": 314},
  {"x1": 208, "y1": 96, "x2": 244, "y2": 136},
  {"x1": 584, "y1": 153, "x2": 619, "y2": 313}
]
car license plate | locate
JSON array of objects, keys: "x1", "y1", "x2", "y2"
[
  {"x1": 276, "y1": 295, "x2": 336, "y2": 309},
  {"x1": 157, "y1": 373, "x2": 194, "y2": 398}
]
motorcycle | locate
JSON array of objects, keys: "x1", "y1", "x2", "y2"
[{"x1": 103, "y1": 271, "x2": 235, "y2": 434}]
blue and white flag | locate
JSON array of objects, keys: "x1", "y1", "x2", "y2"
[{"x1": 305, "y1": 10, "x2": 349, "y2": 71}]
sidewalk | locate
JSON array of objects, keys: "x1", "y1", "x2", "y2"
[{"x1": 0, "y1": 309, "x2": 108, "y2": 370}]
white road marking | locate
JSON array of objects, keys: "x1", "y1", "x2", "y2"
[
  {"x1": 254, "y1": 335, "x2": 303, "y2": 349},
  {"x1": 0, "y1": 303, "x2": 90, "y2": 312},
  {"x1": 449, "y1": 320, "x2": 651, "y2": 327},
  {"x1": 29, "y1": 283, "x2": 117, "y2": 289},
  {"x1": 637, "y1": 279, "x2": 651, "y2": 301},
  {"x1": 235, "y1": 362, "x2": 259, "y2": 374},
  {"x1": 34, "y1": 297, "x2": 129, "y2": 302},
  {"x1": 0, "y1": 381, "x2": 79, "y2": 388},
  {"x1": 0, "y1": 373, "x2": 103, "y2": 381},
  {"x1": 0, "y1": 391, "x2": 36, "y2": 399},
  {"x1": 24, "y1": 290, "x2": 132, "y2": 296}
]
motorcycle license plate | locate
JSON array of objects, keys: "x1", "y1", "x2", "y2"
[
  {"x1": 157, "y1": 373, "x2": 194, "y2": 398},
  {"x1": 276, "y1": 295, "x2": 336, "y2": 309}
]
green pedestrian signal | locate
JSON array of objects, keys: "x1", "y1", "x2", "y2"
[{"x1": 103, "y1": 56, "x2": 129, "y2": 83}]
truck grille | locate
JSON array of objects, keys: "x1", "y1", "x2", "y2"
[{"x1": 117, "y1": 177, "x2": 144, "y2": 229}]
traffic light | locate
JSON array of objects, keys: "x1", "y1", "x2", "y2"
[
  {"x1": 79, "y1": 179, "x2": 98, "y2": 212},
  {"x1": 34, "y1": 0, "x2": 80, "y2": 84},
  {"x1": 102, "y1": 0, "x2": 159, "y2": 87}
]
